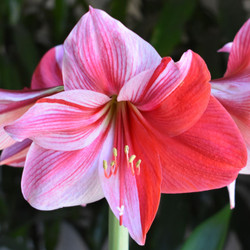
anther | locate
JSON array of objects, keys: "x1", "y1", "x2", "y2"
[
  {"x1": 103, "y1": 160, "x2": 108, "y2": 170},
  {"x1": 103, "y1": 160, "x2": 112, "y2": 178},
  {"x1": 110, "y1": 160, "x2": 115, "y2": 171},
  {"x1": 129, "y1": 155, "x2": 136, "y2": 163},
  {"x1": 136, "y1": 159, "x2": 141, "y2": 167},
  {"x1": 136, "y1": 159, "x2": 141, "y2": 175},
  {"x1": 124, "y1": 145, "x2": 129, "y2": 154},
  {"x1": 113, "y1": 147, "x2": 117, "y2": 157}
]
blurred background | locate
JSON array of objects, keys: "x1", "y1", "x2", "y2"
[{"x1": 0, "y1": 0, "x2": 250, "y2": 249}]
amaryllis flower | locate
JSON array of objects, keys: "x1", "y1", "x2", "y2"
[
  {"x1": 211, "y1": 19, "x2": 250, "y2": 208},
  {"x1": 4, "y1": 8, "x2": 247, "y2": 244},
  {"x1": 0, "y1": 45, "x2": 64, "y2": 166}
]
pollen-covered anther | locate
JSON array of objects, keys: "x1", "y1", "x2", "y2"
[
  {"x1": 129, "y1": 154, "x2": 136, "y2": 163},
  {"x1": 103, "y1": 147, "x2": 119, "y2": 178},
  {"x1": 112, "y1": 147, "x2": 118, "y2": 175},
  {"x1": 124, "y1": 145, "x2": 129, "y2": 154},
  {"x1": 129, "y1": 154, "x2": 136, "y2": 175},
  {"x1": 103, "y1": 160, "x2": 112, "y2": 178},
  {"x1": 113, "y1": 147, "x2": 117, "y2": 157},
  {"x1": 136, "y1": 159, "x2": 141, "y2": 175},
  {"x1": 124, "y1": 145, "x2": 141, "y2": 175}
]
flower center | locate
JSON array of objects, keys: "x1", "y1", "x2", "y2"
[
  {"x1": 102, "y1": 97, "x2": 142, "y2": 225},
  {"x1": 103, "y1": 145, "x2": 141, "y2": 178}
]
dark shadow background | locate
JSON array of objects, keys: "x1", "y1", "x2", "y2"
[{"x1": 0, "y1": 0, "x2": 250, "y2": 249}]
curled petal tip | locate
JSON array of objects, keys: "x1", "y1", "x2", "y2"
[
  {"x1": 217, "y1": 42, "x2": 233, "y2": 53},
  {"x1": 89, "y1": 5, "x2": 95, "y2": 13}
]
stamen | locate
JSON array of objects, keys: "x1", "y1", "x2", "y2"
[
  {"x1": 113, "y1": 147, "x2": 117, "y2": 157},
  {"x1": 103, "y1": 160, "x2": 112, "y2": 178},
  {"x1": 124, "y1": 145, "x2": 129, "y2": 154},
  {"x1": 110, "y1": 160, "x2": 115, "y2": 171},
  {"x1": 136, "y1": 159, "x2": 141, "y2": 175},
  {"x1": 103, "y1": 160, "x2": 108, "y2": 170},
  {"x1": 103, "y1": 146, "x2": 141, "y2": 178},
  {"x1": 129, "y1": 155, "x2": 136, "y2": 163},
  {"x1": 113, "y1": 147, "x2": 118, "y2": 175}
]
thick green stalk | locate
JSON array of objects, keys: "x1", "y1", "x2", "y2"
[{"x1": 109, "y1": 208, "x2": 129, "y2": 250}]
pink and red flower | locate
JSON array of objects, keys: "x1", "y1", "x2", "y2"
[
  {"x1": 0, "y1": 45, "x2": 64, "y2": 166},
  {"x1": 3, "y1": 8, "x2": 248, "y2": 244},
  {"x1": 211, "y1": 19, "x2": 250, "y2": 208}
]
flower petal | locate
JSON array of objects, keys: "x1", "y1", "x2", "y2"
[
  {"x1": 5, "y1": 90, "x2": 111, "y2": 151},
  {"x1": 218, "y1": 42, "x2": 233, "y2": 53},
  {"x1": 0, "y1": 87, "x2": 63, "y2": 114},
  {"x1": 227, "y1": 181, "x2": 236, "y2": 209},
  {"x1": 31, "y1": 45, "x2": 64, "y2": 89},
  {"x1": 99, "y1": 103, "x2": 161, "y2": 245},
  {"x1": 0, "y1": 139, "x2": 31, "y2": 167},
  {"x1": 224, "y1": 19, "x2": 250, "y2": 77},
  {"x1": 161, "y1": 96, "x2": 247, "y2": 193},
  {"x1": 119, "y1": 50, "x2": 211, "y2": 136},
  {"x1": 0, "y1": 104, "x2": 33, "y2": 149},
  {"x1": 63, "y1": 7, "x2": 161, "y2": 95},
  {"x1": 21, "y1": 128, "x2": 112, "y2": 210},
  {"x1": 211, "y1": 78, "x2": 250, "y2": 146}
]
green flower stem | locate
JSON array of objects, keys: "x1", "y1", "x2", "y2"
[{"x1": 109, "y1": 208, "x2": 129, "y2": 250}]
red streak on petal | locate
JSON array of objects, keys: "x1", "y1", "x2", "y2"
[{"x1": 37, "y1": 98, "x2": 101, "y2": 111}]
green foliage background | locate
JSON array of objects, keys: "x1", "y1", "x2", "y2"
[{"x1": 0, "y1": 0, "x2": 250, "y2": 249}]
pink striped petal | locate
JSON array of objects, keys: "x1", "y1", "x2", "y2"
[
  {"x1": 0, "y1": 130, "x2": 16, "y2": 150},
  {"x1": 218, "y1": 42, "x2": 233, "y2": 53},
  {"x1": 0, "y1": 139, "x2": 31, "y2": 167},
  {"x1": 21, "y1": 131, "x2": 112, "y2": 209},
  {"x1": 0, "y1": 87, "x2": 63, "y2": 149},
  {"x1": 211, "y1": 78, "x2": 250, "y2": 147},
  {"x1": 63, "y1": 7, "x2": 161, "y2": 95},
  {"x1": 5, "y1": 90, "x2": 111, "y2": 151},
  {"x1": 224, "y1": 19, "x2": 250, "y2": 77},
  {"x1": 211, "y1": 19, "x2": 250, "y2": 174},
  {"x1": 161, "y1": 96, "x2": 247, "y2": 193},
  {"x1": 0, "y1": 104, "x2": 33, "y2": 149},
  {"x1": 119, "y1": 50, "x2": 211, "y2": 136},
  {"x1": 100, "y1": 103, "x2": 161, "y2": 245},
  {"x1": 31, "y1": 45, "x2": 64, "y2": 89},
  {"x1": 0, "y1": 86, "x2": 63, "y2": 114}
]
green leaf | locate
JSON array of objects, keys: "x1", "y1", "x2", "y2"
[
  {"x1": 110, "y1": 0, "x2": 127, "y2": 22},
  {"x1": 149, "y1": 195, "x2": 190, "y2": 250},
  {"x1": 218, "y1": 0, "x2": 247, "y2": 41},
  {"x1": 151, "y1": 0, "x2": 197, "y2": 56},
  {"x1": 53, "y1": 0, "x2": 68, "y2": 43},
  {"x1": 181, "y1": 205, "x2": 231, "y2": 250},
  {"x1": 13, "y1": 25, "x2": 39, "y2": 78},
  {"x1": 0, "y1": 55, "x2": 22, "y2": 89}
]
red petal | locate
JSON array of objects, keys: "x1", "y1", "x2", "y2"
[
  {"x1": 121, "y1": 50, "x2": 211, "y2": 137},
  {"x1": 161, "y1": 96, "x2": 247, "y2": 193},
  {"x1": 100, "y1": 103, "x2": 161, "y2": 245},
  {"x1": 31, "y1": 45, "x2": 64, "y2": 89}
]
